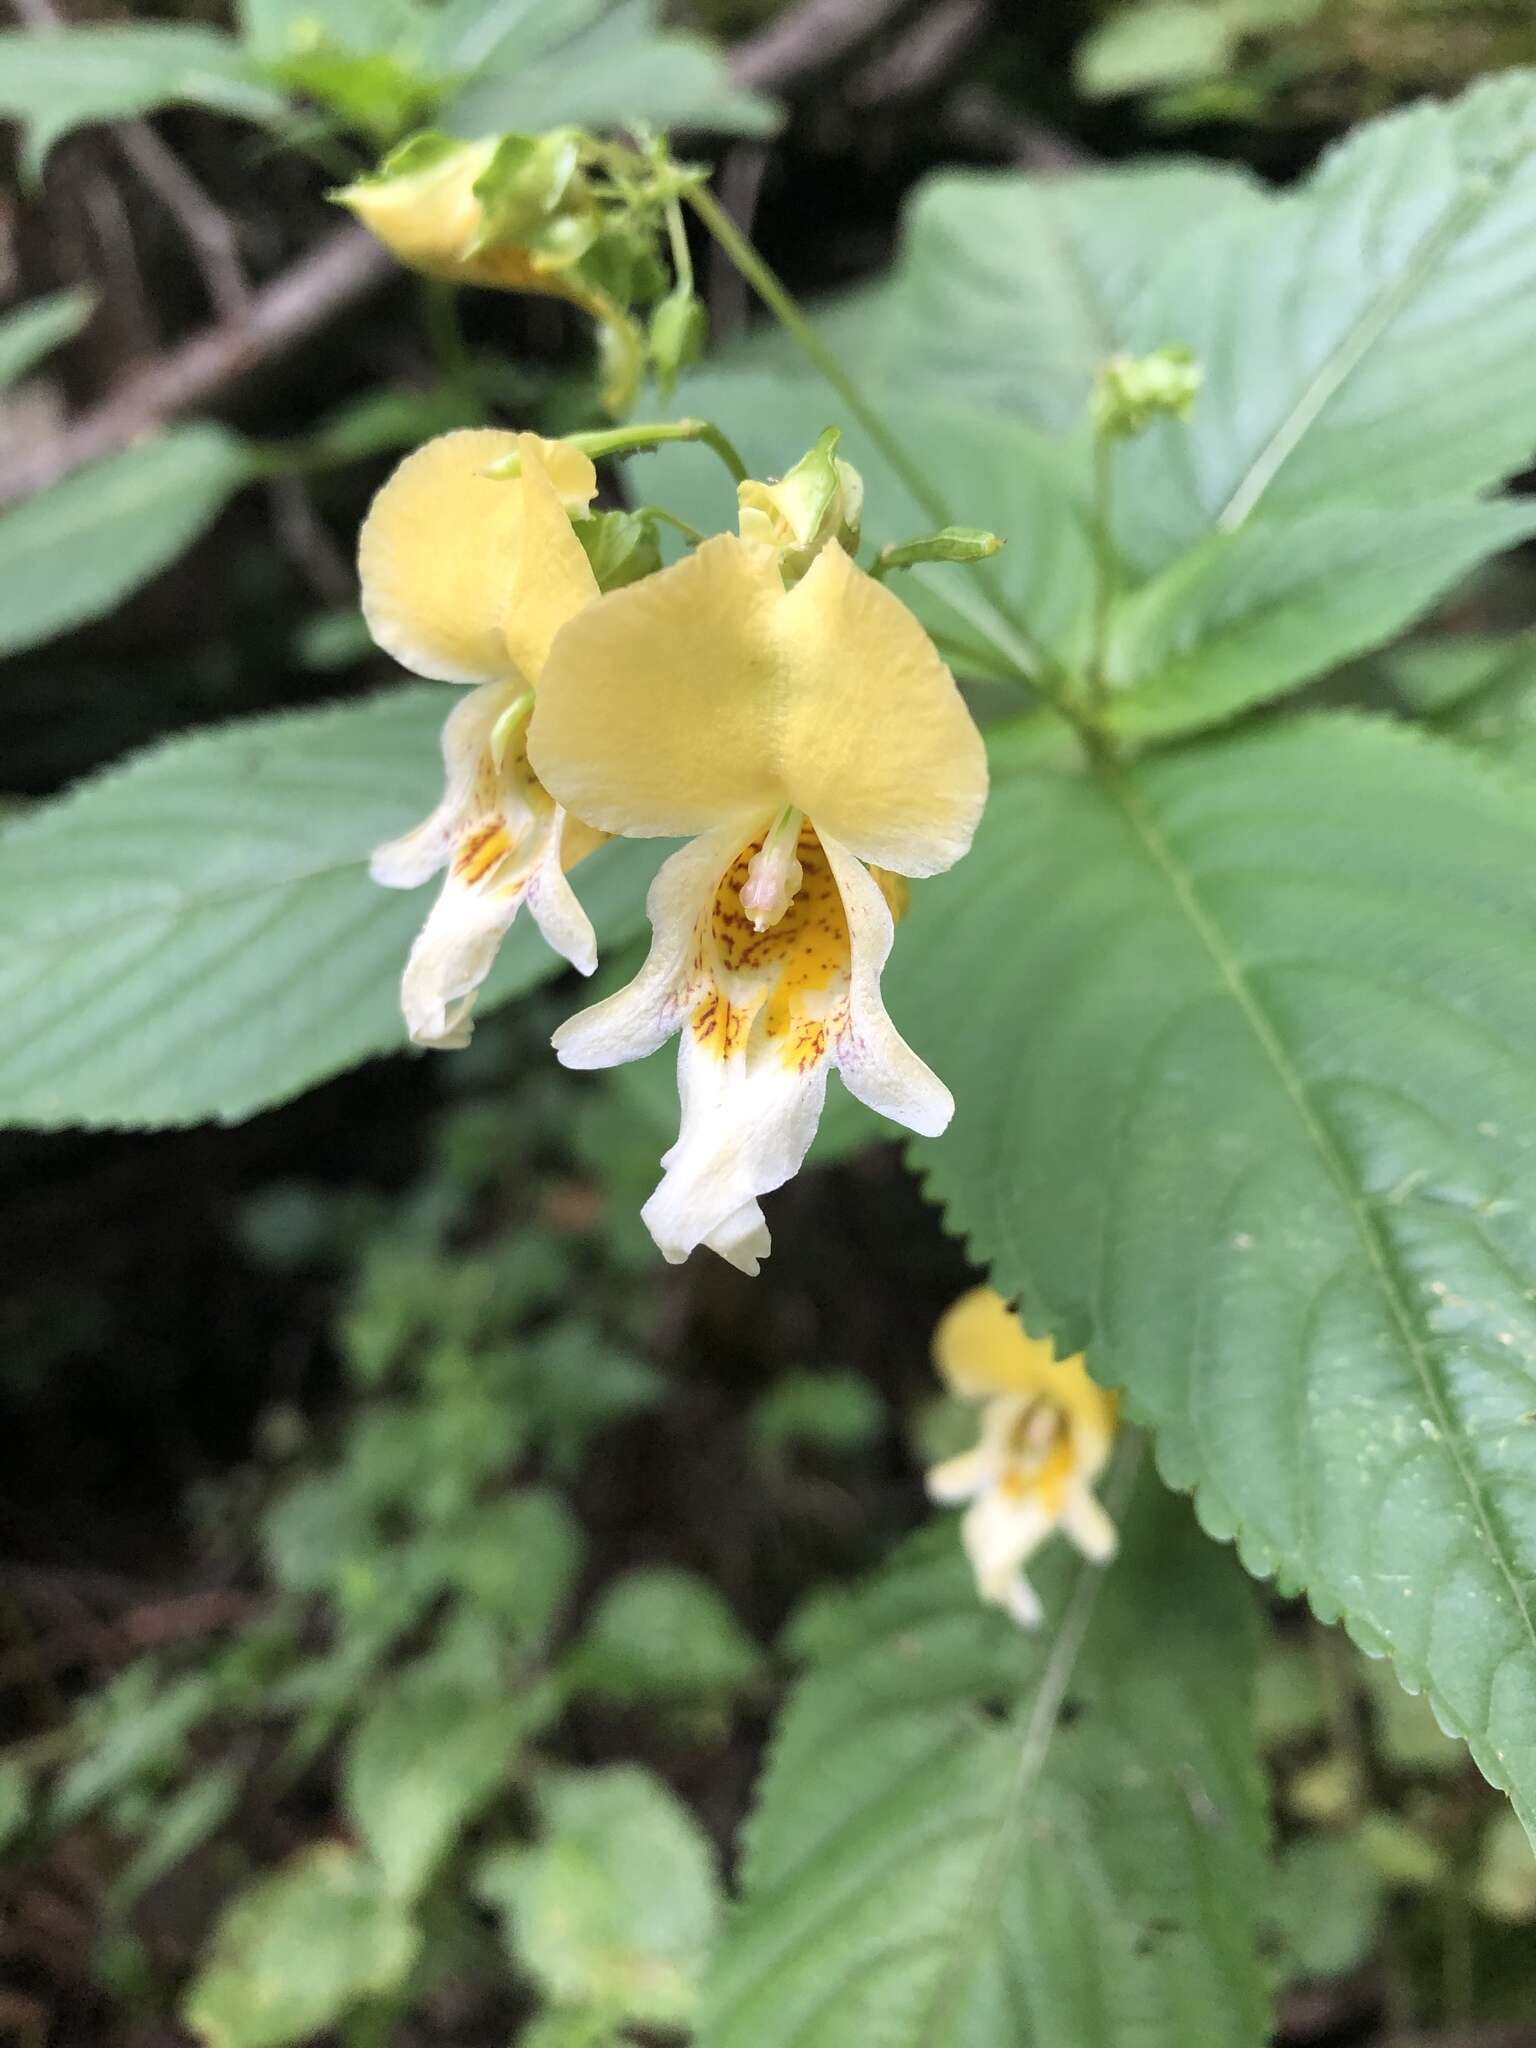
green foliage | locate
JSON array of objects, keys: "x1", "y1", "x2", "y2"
[
  {"x1": 569, "y1": 1566, "x2": 765, "y2": 1708},
  {"x1": 183, "y1": 1844, "x2": 422, "y2": 2048},
  {"x1": 891, "y1": 714, "x2": 1536, "y2": 1833},
  {"x1": 0, "y1": 687, "x2": 659, "y2": 1128},
  {"x1": 749, "y1": 1368, "x2": 885, "y2": 1459},
  {"x1": 0, "y1": 287, "x2": 94, "y2": 391},
  {"x1": 1268, "y1": 1834, "x2": 1385, "y2": 1980},
  {"x1": 479, "y1": 1765, "x2": 723, "y2": 2028},
  {"x1": 1104, "y1": 499, "x2": 1536, "y2": 744},
  {"x1": 343, "y1": 1676, "x2": 524, "y2": 1901},
  {"x1": 0, "y1": 427, "x2": 257, "y2": 660},
  {"x1": 0, "y1": 25, "x2": 288, "y2": 177},
  {"x1": 701, "y1": 1478, "x2": 1270, "y2": 2047},
  {"x1": 0, "y1": 1761, "x2": 31, "y2": 1853}
]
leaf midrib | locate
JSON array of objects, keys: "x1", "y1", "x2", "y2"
[
  {"x1": 1217, "y1": 171, "x2": 1500, "y2": 531},
  {"x1": 1100, "y1": 757, "x2": 1536, "y2": 1684}
]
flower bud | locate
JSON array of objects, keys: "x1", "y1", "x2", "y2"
[
  {"x1": 1091, "y1": 344, "x2": 1203, "y2": 440},
  {"x1": 737, "y1": 428, "x2": 864, "y2": 581},
  {"x1": 334, "y1": 131, "x2": 588, "y2": 296}
]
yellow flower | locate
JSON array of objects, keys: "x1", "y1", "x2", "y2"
[
  {"x1": 360, "y1": 428, "x2": 604, "y2": 1049},
  {"x1": 526, "y1": 510, "x2": 987, "y2": 1275},
  {"x1": 926, "y1": 1287, "x2": 1118, "y2": 1628},
  {"x1": 336, "y1": 134, "x2": 588, "y2": 299}
]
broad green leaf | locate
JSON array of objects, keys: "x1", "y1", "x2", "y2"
[
  {"x1": 183, "y1": 1843, "x2": 420, "y2": 2048},
  {"x1": 893, "y1": 713, "x2": 1536, "y2": 1837},
  {"x1": 0, "y1": 688, "x2": 659, "y2": 1130},
  {"x1": 0, "y1": 426, "x2": 257, "y2": 658},
  {"x1": 442, "y1": 0, "x2": 778, "y2": 141},
  {"x1": 653, "y1": 368, "x2": 1097, "y2": 682},
  {"x1": 0, "y1": 27, "x2": 288, "y2": 177},
  {"x1": 569, "y1": 1567, "x2": 763, "y2": 1708},
  {"x1": 742, "y1": 161, "x2": 1264, "y2": 434},
  {"x1": 343, "y1": 1676, "x2": 522, "y2": 1900},
  {"x1": 1105, "y1": 499, "x2": 1536, "y2": 744},
  {"x1": 701, "y1": 1477, "x2": 1269, "y2": 2048},
  {"x1": 787, "y1": 77, "x2": 1536, "y2": 571},
  {"x1": 237, "y1": 0, "x2": 426, "y2": 64},
  {"x1": 1433, "y1": 638, "x2": 1536, "y2": 785},
  {"x1": 0, "y1": 287, "x2": 94, "y2": 391},
  {"x1": 479, "y1": 1765, "x2": 722, "y2": 2026},
  {"x1": 435, "y1": 1489, "x2": 583, "y2": 1646},
  {"x1": 1382, "y1": 633, "x2": 1526, "y2": 716}
]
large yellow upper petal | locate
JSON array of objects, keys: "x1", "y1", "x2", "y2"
[
  {"x1": 933, "y1": 1286, "x2": 1118, "y2": 1442},
  {"x1": 504, "y1": 433, "x2": 601, "y2": 681},
  {"x1": 359, "y1": 429, "x2": 597, "y2": 685},
  {"x1": 527, "y1": 534, "x2": 986, "y2": 875}
]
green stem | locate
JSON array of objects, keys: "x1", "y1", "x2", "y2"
[
  {"x1": 664, "y1": 194, "x2": 695, "y2": 295},
  {"x1": 484, "y1": 416, "x2": 747, "y2": 486},
  {"x1": 420, "y1": 277, "x2": 473, "y2": 396},
  {"x1": 686, "y1": 182, "x2": 948, "y2": 528},
  {"x1": 633, "y1": 502, "x2": 708, "y2": 546},
  {"x1": 1088, "y1": 430, "x2": 1116, "y2": 717}
]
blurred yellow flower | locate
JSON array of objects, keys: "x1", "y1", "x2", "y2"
[
  {"x1": 527, "y1": 504, "x2": 987, "y2": 1275},
  {"x1": 360, "y1": 428, "x2": 604, "y2": 1049},
  {"x1": 336, "y1": 133, "x2": 590, "y2": 299},
  {"x1": 927, "y1": 1287, "x2": 1118, "y2": 1628}
]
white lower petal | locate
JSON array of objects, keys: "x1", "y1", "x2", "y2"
[
  {"x1": 640, "y1": 1024, "x2": 829, "y2": 1270},
  {"x1": 553, "y1": 824, "x2": 752, "y2": 1070},
  {"x1": 371, "y1": 682, "x2": 514, "y2": 891},
  {"x1": 819, "y1": 831, "x2": 953, "y2": 1138},
  {"x1": 925, "y1": 1446, "x2": 995, "y2": 1506},
  {"x1": 1060, "y1": 1486, "x2": 1118, "y2": 1564},
  {"x1": 703, "y1": 1200, "x2": 772, "y2": 1278},
  {"x1": 524, "y1": 807, "x2": 598, "y2": 977},
  {"x1": 399, "y1": 867, "x2": 528, "y2": 1049}
]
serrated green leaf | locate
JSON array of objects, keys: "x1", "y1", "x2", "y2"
[
  {"x1": 1105, "y1": 499, "x2": 1536, "y2": 743},
  {"x1": 0, "y1": 426, "x2": 257, "y2": 658},
  {"x1": 0, "y1": 287, "x2": 94, "y2": 392},
  {"x1": 442, "y1": 1, "x2": 778, "y2": 141},
  {"x1": 0, "y1": 687, "x2": 660, "y2": 1130},
  {"x1": 436, "y1": 1489, "x2": 583, "y2": 1647},
  {"x1": 1075, "y1": 0, "x2": 1242, "y2": 97},
  {"x1": 183, "y1": 1843, "x2": 420, "y2": 2048},
  {"x1": 892, "y1": 712, "x2": 1536, "y2": 1838},
  {"x1": 479, "y1": 1765, "x2": 722, "y2": 2026},
  {"x1": 109, "y1": 1768, "x2": 241, "y2": 1913},
  {"x1": 343, "y1": 1677, "x2": 523, "y2": 1900},
  {"x1": 1434, "y1": 638, "x2": 1536, "y2": 785},
  {"x1": 701, "y1": 1476, "x2": 1268, "y2": 2048},
  {"x1": 237, "y1": 0, "x2": 426, "y2": 64},
  {"x1": 785, "y1": 78, "x2": 1536, "y2": 574},
  {"x1": 570, "y1": 1567, "x2": 763, "y2": 1709},
  {"x1": 0, "y1": 27, "x2": 287, "y2": 177}
]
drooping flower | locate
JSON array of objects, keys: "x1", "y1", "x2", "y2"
[
  {"x1": 360, "y1": 427, "x2": 604, "y2": 1049},
  {"x1": 926, "y1": 1287, "x2": 1118, "y2": 1628},
  {"x1": 526, "y1": 475, "x2": 987, "y2": 1275}
]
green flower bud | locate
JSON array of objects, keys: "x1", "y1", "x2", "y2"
[
  {"x1": 1091, "y1": 345, "x2": 1203, "y2": 439},
  {"x1": 737, "y1": 428, "x2": 864, "y2": 581}
]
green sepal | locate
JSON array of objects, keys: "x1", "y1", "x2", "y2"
[
  {"x1": 574, "y1": 511, "x2": 663, "y2": 592},
  {"x1": 470, "y1": 129, "x2": 585, "y2": 252}
]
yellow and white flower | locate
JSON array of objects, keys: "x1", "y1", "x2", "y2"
[
  {"x1": 526, "y1": 481, "x2": 987, "y2": 1275},
  {"x1": 926, "y1": 1286, "x2": 1118, "y2": 1628},
  {"x1": 360, "y1": 427, "x2": 604, "y2": 1049}
]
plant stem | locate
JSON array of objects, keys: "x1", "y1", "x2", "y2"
[
  {"x1": 633, "y1": 503, "x2": 709, "y2": 546},
  {"x1": 1088, "y1": 429, "x2": 1116, "y2": 717},
  {"x1": 486, "y1": 415, "x2": 747, "y2": 485},
  {"x1": 686, "y1": 182, "x2": 948, "y2": 528}
]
